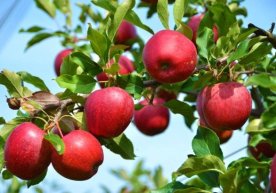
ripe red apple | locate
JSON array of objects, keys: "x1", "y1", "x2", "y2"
[
  {"x1": 249, "y1": 139, "x2": 275, "y2": 160},
  {"x1": 271, "y1": 154, "x2": 276, "y2": 193},
  {"x1": 216, "y1": 129, "x2": 233, "y2": 144},
  {"x1": 134, "y1": 98, "x2": 170, "y2": 136},
  {"x1": 199, "y1": 82, "x2": 252, "y2": 131},
  {"x1": 187, "y1": 14, "x2": 219, "y2": 43},
  {"x1": 54, "y1": 49, "x2": 72, "y2": 76},
  {"x1": 115, "y1": 20, "x2": 137, "y2": 45},
  {"x1": 156, "y1": 88, "x2": 177, "y2": 102},
  {"x1": 96, "y1": 55, "x2": 135, "y2": 88},
  {"x1": 85, "y1": 87, "x2": 134, "y2": 138},
  {"x1": 51, "y1": 130, "x2": 103, "y2": 180},
  {"x1": 143, "y1": 30, "x2": 197, "y2": 83},
  {"x1": 4, "y1": 122, "x2": 51, "y2": 180}
]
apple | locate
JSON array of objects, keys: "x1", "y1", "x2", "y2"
[
  {"x1": 216, "y1": 129, "x2": 233, "y2": 144},
  {"x1": 115, "y1": 20, "x2": 137, "y2": 45},
  {"x1": 51, "y1": 130, "x2": 103, "y2": 180},
  {"x1": 96, "y1": 55, "x2": 135, "y2": 88},
  {"x1": 271, "y1": 154, "x2": 276, "y2": 193},
  {"x1": 143, "y1": 30, "x2": 197, "y2": 83},
  {"x1": 85, "y1": 87, "x2": 134, "y2": 138},
  {"x1": 249, "y1": 139, "x2": 275, "y2": 160},
  {"x1": 134, "y1": 98, "x2": 170, "y2": 136},
  {"x1": 4, "y1": 122, "x2": 51, "y2": 180},
  {"x1": 187, "y1": 14, "x2": 219, "y2": 43},
  {"x1": 54, "y1": 49, "x2": 72, "y2": 76},
  {"x1": 156, "y1": 88, "x2": 177, "y2": 102},
  {"x1": 198, "y1": 82, "x2": 252, "y2": 131}
]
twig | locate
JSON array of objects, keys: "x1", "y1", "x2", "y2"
[
  {"x1": 143, "y1": 80, "x2": 160, "y2": 87},
  {"x1": 249, "y1": 23, "x2": 276, "y2": 49}
]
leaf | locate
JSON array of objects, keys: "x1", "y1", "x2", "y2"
[
  {"x1": 0, "y1": 137, "x2": 5, "y2": 172},
  {"x1": 173, "y1": 0, "x2": 188, "y2": 27},
  {"x1": 165, "y1": 100, "x2": 196, "y2": 128},
  {"x1": 27, "y1": 169, "x2": 48, "y2": 188},
  {"x1": 153, "y1": 166, "x2": 168, "y2": 188},
  {"x1": 261, "y1": 102, "x2": 276, "y2": 129},
  {"x1": 198, "y1": 172, "x2": 220, "y2": 187},
  {"x1": 245, "y1": 119, "x2": 261, "y2": 133},
  {"x1": 25, "y1": 33, "x2": 54, "y2": 50},
  {"x1": 56, "y1": 74, "x2": 96, "y2": 94},
  {"x1": 228, "y1": 157, "x2": 270, "y2": 169},
  {"x1": 87, "y1": 25, "x2": 108, "y2": 62},
  {"x1": 192, "y1": 127, "x2": 223, "y2": 160},
  {"x1": 2, "y1": 169, "x2": 13, "y2": 179},
  {"x1": 150, "y1": 181, "x2": 187, "y2": 193},
  {"x1": 176, "y1": 22, "x2": 193, "y2": 40},
  {"x1": 117, "y1": 74, "x2": 144, "y2": 99},
  {"x1": 107, "y1": 0, "x2": 135, "y2": 41},
  {"x1": 174, "y1": 188, "x2": 212, "y2": 193},
  {"x1": 44, "y1": 133, "x2": 65, "y2": 155},
  {"x1": 227, "y1": 40, "x2": 250, "y2": 63},
  {"x1": 27, "y1": 91, "x2": 61, "y2": 109},
  {"x1": 0, "y1": 69, "x2": 24, "y2": 97},
  {"x1": 174, "y1": 155, "x2": 226, "y2": 178},
  {"x1": 34, "y1": 0, "x2": 56, "y2": 18},
  {"x1": 245, "y1": 74, "x2": 276, "y2": 91},
  {"x1": 18, "y1": 71, "x2": 49, "y2": 91},
  {"x1": 0, "y1": 117, "x2": 5, "y2": 125},
  {"x1": 219, "y1": 169, "x2": 239, "y2": 193},
  {"x1": 196, "y1": 27, "x2": 214, "y2": 61},
  {"x1": 99, "y1": 134, "x2": 135, "y2": 160},
  {"x1": 19, "y1": 26, "x2": 45, "y2": 33},
  {"x1": 157, "y1": 0, "x2": 170, "y2": 29}
]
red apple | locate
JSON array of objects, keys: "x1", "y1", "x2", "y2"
[
  {"x1": 143, "y1": 30, "x2": 197, "y2": 83},
  {"x1": 271, "y1": 154, "x2": 276, "y2": 193},
  {"x1": 115, "y1": 20, "x2": 137, "y2": 45},
  {"x1": 4, "y1": 122, "x2": 51, "y2": 180},
  {"x1": 216, "y1": 129, "x2": 233, "y2": 144},
  {"x1": 188, "y1": 14, "x2": 219, "y2": 43},
  {"x1": 134, "y1": 98, "x2": 170, "y2": 136},
  {"x1": 156, "y1": 88, "x2": 177, "y2": 102},
  {"x1": 85, "y1": 87, "x2": 134, "y2": 138},
  {"x1": 199, "y1": 82, "x2": 252, "y2": 131},
  {"x1": 51, "y1": 130, "x2": 103, "y2": 181},
  {"x1": 249, "y1": 139, "x2": 275, "y2": 160},
  {"x1": 96, "y1": 55, "x2": 135, "y2": 88},
  {"x1": 54, "y1": 49, "x2": 72, "y2": 76}
]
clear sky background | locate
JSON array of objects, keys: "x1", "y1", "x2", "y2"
[{"x1": 0, "y1": 0, "x2": 275, "y2": 193}]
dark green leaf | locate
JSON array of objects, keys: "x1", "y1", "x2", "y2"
[
  {"x1": 227, "y1": 40, "x2": 250, "y2": 63},
  {"x1": 2, "y1": 169, "x2": 13, "y2": 179},
  {"x1": 56, "y1": 74, "x2": 96, "y2": 94},
  {"x1": 34, "y1": 0, "x2": 56, "y2": 18},
  {"x1": 165, "y1": 100, "x2": 196, "y2": 128},
  {"x1": 0, "y1": 117, "x2": 5, "y2": 125},
  {"x1": 196, "y1": 28, "x2": 214, "y2": 61},
  {"x1": 150, "y1": 181, "x2": 187, "y2": 193},
  {"x1": 99, "y1": 134, "x2": 135, "y2": 160},
  {"x1": 25, "y1": 33, "x2": 54, "y2": 50},
  {"x1": 19, "y1": 26, "x2": 45, "y2": 33},
  {"x1": 173, "y1": 0, "x2": 188, "y2": 27},
  {"x1": 0, "y1": 69, "x2": 25, "y2": 97},
  {"x1": 44, "y1": 133, "x2": 65, "y2": 155},
  {"x1": 27, "y1": 169, "x2": 48, "y2": 188},
  {"x1": 157, "y1": 0, "x2": 170, "y2": 29},
  {"x1": 117, "y1": 74, "x2": 144, "y2": 99},
  {"x1": 245, "y1": 73, "x2": 276, "y2": 91},
  {"x1": 192, "y1": 127, "x2": 223, "y2": 160},
  {"x1": 18, "y1": 71, "x2": 49, "y2": 91},
  {"x1": 219, "y1": 169, "x2": 239, "y2": 193},
  {"x1": 261, "y1": 102, "x2": 276, "y2": 129},
  {"x1": 198, "y1": 172, "x2": 220, "y2": 187}
]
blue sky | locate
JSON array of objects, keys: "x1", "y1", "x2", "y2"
[{"x1": 0, "y1": 0, "x2": 275, "y2": 193}]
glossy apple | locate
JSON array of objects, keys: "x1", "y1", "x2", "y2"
[
  {"x1": 188, "y1": 14, "x2": 219, "y2": 43},
  {"x1": 115, "y1": 20, "x2": 137, "y2": 45},
  {"x1": 85, "y1": 87, "x2": 134, "y2": 138},
  {"x1": 134, "y1": 98, "x2": 170, "y2": 136},
  {"x1": 96, "y1": 55, "x2": 135, "y2": 88},
  {"x1": 51, "y1": 130, "x2": 103, "y2": 180},
  {"x1": 249, "y1": 139, "x2": 275, "y2": 160},
  {"x1": 143, "y1": 30, "x2": 197, "y2": 83},
  {"x1": 4, "y1": 122, "x2": 51, "y2": 180},
  {"x1": 199, "y1": 82, "x2": 252, "y2": 131},
  {"x1": 271, "y1": 154, "x2": 276, "y2": 193},
  {"x1": 54, "y1": 49, "x2": 72, "y2": 76}
]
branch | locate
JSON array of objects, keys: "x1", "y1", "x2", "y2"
[
  {"x1": 250, "y1": 87, "x2": 265, "y2": 118},
  {"x1": 249, "y1": 23, "x2": 276, "y2": 49}
]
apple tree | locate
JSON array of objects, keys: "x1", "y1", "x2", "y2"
[{"x1": 0, "y1": 0, "x2": 276, "y2": 192}]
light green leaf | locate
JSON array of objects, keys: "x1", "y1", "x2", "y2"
[
  {"x1": 0, "y1": 69, "x2": 25, "y2": 97},
  {"x1": 44, "y1": 133, "x2": 65, "y2": 155},
  {"x1": 117, "y1": 74, "x2": 144, "y2": 99},
  {"x1": 25, "y1": 33, "x2": 54, "y2": 50},
  {"x1": 19, "y1": 26, "x2": 45, "y2": 33},
  {"x1": 150, "y1": 181, "x2": 187, "y2": 193},
  {"x1": 157, "y1": 0, "x2": 170, "y2": 29},
  {"x1": 261, "y1": 102, "x2": 276, "y2": 129},
  {"x1": 173, "y1": 0, "x2": 188, "y2": 27},
  {"x1": 245, "y1": 73, "x2": 276, "y2": 91},
  {"x1": 18, "y1": 71, "x2": 49, "y2": 91},
  {"x1": 34, "y1": 0, "x2": 56, "y2": 18},
  {"x1": 176, "y1": 22, "x2": 193, "y2": 40}
]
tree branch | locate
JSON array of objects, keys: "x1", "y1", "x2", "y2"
[{"x1": 250, "y1": 87, "x2": 265, "y2": 118}]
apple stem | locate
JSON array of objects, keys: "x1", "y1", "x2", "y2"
[{"x1": 55, "y1": 120, "x2": 64, "y2": 138}]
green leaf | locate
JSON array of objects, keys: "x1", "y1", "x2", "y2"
[
  {"x1": 157, "y1": 0, "x2": 170, "y2": 29},
  {"x1": 18, "y1": 71, "x2": 49, "y2": 91},
  {"x1": 0, "y1": 137, "x2": 5, "y2": 172},
  {"x1": 245, "y1": 74, "x2": 276, "y2": 91},
  {"x1": 0, "y1": 117, "x2": 5, "y2": 125},
  {"x1": 19, "y1": 26, "x2": 45, "y2": 33},
  {"x1": 107, "y1": 0, "x2": 135, "y2": 41},
  {"x1": 165, "y1": 100, "x2": 196, "y2": 128},
  {"x1": 174, "y1": 155, "x2": 226, "y2": 178},
  {"x1": 176, "y1": 22, "x2": 193, "y2": 40},
  {"x1": 2, "y1": 169, "x2": 13, "y2": 179},
  {"x1": 174, "y1": 188, "x2": 212, "y2": 193},
  {"x1": 153, "y1": 167, "x2": 168, "y2": 188},
  {"x1": 219, "y1": 169, "x2": 239, "y2": 193},
  {"x1": 27, "y1": 169, "x2": 47, "y2": 188},
  {"x1": 196, "y1": 27, "x2": 214, "y2": 61},
  {"x1": 25, "y1": 33, "x2": 54, "y2": 50},
  {"x1": 261, "y1": 103, "x2": 276, "y2": 129},
  {"x1": 150, "y1": 181, "x2": 187, "y2": 193},
  {"x1": 245, "y1": 119, "x2": 262, "y2": 133},
  {"x1": 228, "y1": 157, "x2": 270, "y2": 169},
  {"x1": 173, "y1": 0, "x2": 188, "y2": 27},
  {"x1": 99, "y1": 134, "x2": 135, "y2": 160},
  {"x1": 44, "y1": 133, "x2": 65, "y2": 155},
  {"x1": 34, "y1": 0, "x2": 56, "y2": 18},
  {"x1": 227, "y1": 40, "x2": 250, "y2": 63},
  {"x1": 0, "y1": 69, "x2": 27, "y2": 97},
  {"x1": 87, "y1": 25, "x2": 108, "y2": 62},
  {"x1": 198, "y1": 172, "x2": 220, "y2": 187},
  {"x1": 117, "y1": 74, "x2": 144, "y2": 99},
  {"x1": 192, "y1": 127, "x2": 223, "y2": 160},
  {"x1": 56, "y1": 74, "x2": 96, "y2": 94}
]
